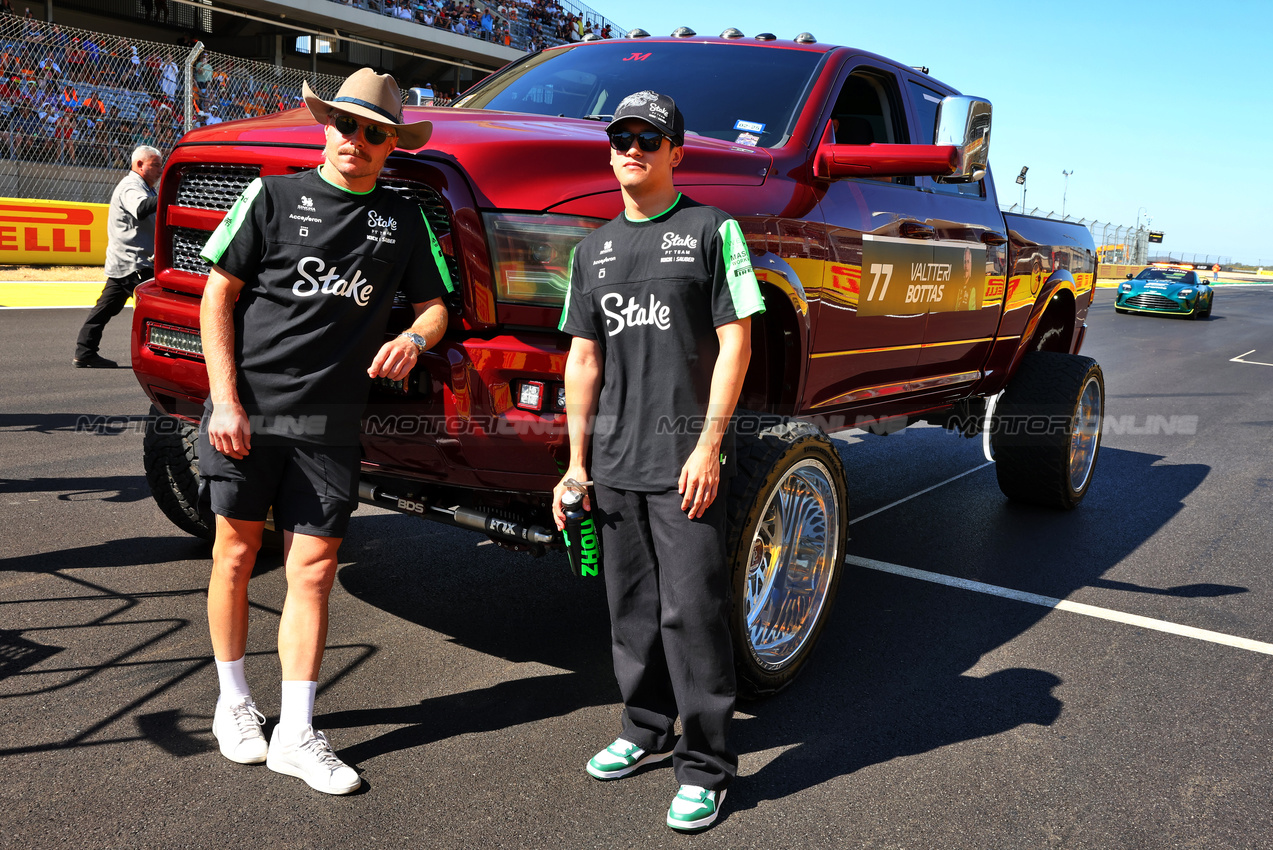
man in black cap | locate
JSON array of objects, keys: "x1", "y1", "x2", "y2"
[
  {"x1": 553, "y1": 90, "x2": 765, "y2": 831},
  {"x1": 198, "y1": 67, "x2": 452, "y2": 794}
]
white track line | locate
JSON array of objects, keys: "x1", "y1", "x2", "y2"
[
  {"x1": 849, "y1": 461, "x2": 994, "y2": 526},
  {"x1": 1231, "y1": 350, "x2": 1273, "y2": 367},
  {"x1": 0, "y1": 305, "x2": 99, "y2": 310},
  {"x1": 847, "y1": 555, "x2": 1273, "y2": 656}
]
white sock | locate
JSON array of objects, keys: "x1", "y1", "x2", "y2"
[
  {"x1": 277, "y1": 680, "x2": 318, "y2": 740},
  {"x1": 215, "y1": 656, "x2": 251, "y2": 708}
]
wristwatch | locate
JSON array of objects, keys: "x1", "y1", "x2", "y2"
[{"x1": 399, "y1": 331, "x2": 427, "y2": 354}]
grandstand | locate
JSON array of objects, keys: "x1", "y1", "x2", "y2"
[{"x1": 0, "y1": 0, "x2": 621, "y2": 203}]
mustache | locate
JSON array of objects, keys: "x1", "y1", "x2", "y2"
[{"x1": 337, "y1": 146, "x2": 370, "y2": 161}]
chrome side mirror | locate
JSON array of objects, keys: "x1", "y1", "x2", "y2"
[{"x1": 933, "y1": 96, "x2": 991, "y2": 183}]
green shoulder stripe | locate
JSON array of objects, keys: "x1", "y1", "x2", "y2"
[
  {"x1": 421, "y1": 209, "x2": 455, "y2": 293},
  {"x1": 718, "y1": 218, "x2": 765, "y2": 318},
  {"x1": 557, "y1": 245, "x2": 577, "y2": 331},
  {"x1": 200, "y1": 178, "x2": 263, "y2": 266}
]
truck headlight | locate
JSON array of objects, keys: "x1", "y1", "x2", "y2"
[{"x1": 484, "y1": 213, "x2": 604, "y2": 306}]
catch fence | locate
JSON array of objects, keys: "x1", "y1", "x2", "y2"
[
  {"x1": 1002, "y1": 204, "x2": 1153, "y2": 266},
  {"x1": 0, "y1": 13, "x2": 344, "y2": 204}
]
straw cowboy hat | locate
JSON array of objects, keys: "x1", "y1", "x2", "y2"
[{"x1": 302, "y1": 67, "x2": 432, "y2": 150}]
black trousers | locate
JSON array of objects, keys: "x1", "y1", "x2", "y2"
[
  {"x1": 593, "y1": 483, "x2": 738, "y2": 791},
  {"x1": 75, "y1": 268, "x2": 150, "y2": 360}
]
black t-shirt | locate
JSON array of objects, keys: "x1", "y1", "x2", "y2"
[
  {"x1": 559, "y1": 194, "x2": 765, "y2": 491},
  {"x1": 201, "y1": 168, "x2": 452, "y2": 446}
]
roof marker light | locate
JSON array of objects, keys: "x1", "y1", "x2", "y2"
[
  {"x1": 794, "y1": 32, "x2": 817, "y2": 44},
  {"x1": 754, "y1": 32, "x2": 777, "y2": 41},
  {"x1": 720, "y1": 27, "x2": 744, "y2": 38},
  {"x1": 627, "y1": 28, "x2": 650, "y2": 38},
  {"x1": 671, "y1": 26, "x2": 696, "y2": 37}
]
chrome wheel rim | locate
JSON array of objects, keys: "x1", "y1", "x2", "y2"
[
  {"x1": 744, "y1": 459, "x2": 841, "y2": 671},
  {"x1": 1069, "y1": 376, "x2": 1102, "y2": 492}
]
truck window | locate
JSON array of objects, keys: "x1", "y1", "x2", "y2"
[
  {"x1": 454, "y1": 42, "x2": 824, "y2": 149},
  {"x1": 907, "y1": 80, "x2": 984, "y2": 198},
  {"x1": 829, "y1": 69, "x2": 912, "y2": 185}
]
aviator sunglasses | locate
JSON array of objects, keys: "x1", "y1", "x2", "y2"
[
  {"x1": 607, "y1": 129, "x2": 666, "y2": 153},
  {"x1": 330, "y1": 113, "x2": 396, "y2": 146}
]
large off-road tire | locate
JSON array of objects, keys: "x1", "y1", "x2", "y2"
[
  {"x1": 726, "y1": 416, "x2": 849, "y2": 699},
  {"x1": 991, "y1": 352, "x2": 1104, "y2": 510},
  {"x1": 143, "y1": 404, "x2": 214, "y2": 540}
]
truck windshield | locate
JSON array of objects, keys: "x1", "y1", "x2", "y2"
[{"x1": 454, "y1": 42, "x2": 825, "y2": 148}]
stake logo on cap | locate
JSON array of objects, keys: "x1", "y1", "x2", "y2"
[{"x1": 606, "y1": 90, "x2": 684, "y2": 145}]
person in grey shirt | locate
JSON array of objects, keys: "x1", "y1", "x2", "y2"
[{"x1": 73, "y1": 145, "x2": 162, "y2": 368}]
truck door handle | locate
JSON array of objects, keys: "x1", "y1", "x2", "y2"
[
  {"x1": 899, "y1": 220, "x2": 935, "y2": 240},
  {"x1": 981, "y1": 230, "x2": 1007, "y2": 246}
]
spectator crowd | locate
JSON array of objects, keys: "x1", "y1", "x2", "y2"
[
  {"x1": 327, "y1": 0, "x2": 618, "y2": 53},
  {"x1": 0, "y1": 0, "x2": 620, "y2": 174},
  {"x1": 0, "y1": 13, "x2": 341, "y2": 171}
]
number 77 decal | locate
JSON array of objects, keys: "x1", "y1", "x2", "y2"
[{"x1": 865, "y1": 263, "x2": 893, "y2": 301}]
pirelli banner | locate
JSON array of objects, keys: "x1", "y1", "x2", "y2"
[
  {"x1": 859, "y1": 234, "x2": 989, "y2": 316},
  {"x1": 0, "y1": 198, "x2": 109, "y2": 265}
]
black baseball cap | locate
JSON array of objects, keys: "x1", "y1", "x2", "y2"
[{"x1": 606, "y1": 90, "x2": 684, "y2": 145}]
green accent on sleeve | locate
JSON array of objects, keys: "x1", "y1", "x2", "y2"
[
  {"x1": 200, "y1": 178, "x2": 263, "y2": 265},
  {"x1": 421, "y1": 209, "x2": 455, "y2": 293},
  {"x1": 558, "y1": 245, "x2": 577, "y2": 331},
  {"x1": 718, "y1": 218, "x2": 765, "y2": 318}
]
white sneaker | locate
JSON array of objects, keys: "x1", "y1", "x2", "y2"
[
  {"x1": 212, "y1": 696, "x2": 268, "y2": 764},
  {"x1": 266, "y1": 725, "x2": 361, "y2": 795}
]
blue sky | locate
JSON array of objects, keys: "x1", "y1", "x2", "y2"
[{"x1": 600, "y1": 0, "x2": 1273, "y2": 264}]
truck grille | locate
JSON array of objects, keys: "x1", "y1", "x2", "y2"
[
  {"x1": 1125, "y1": 293, "x2": 1180, "y2": 310},
  {"x1": 167, "y1": 170, "x2": 458, "y2": 285},
  {"x1": 171, "y1": 227, "x2": 212, "y2": 276},
  {"x1": 174, "y1": 165, "x2": 261, "y2": 210},
  {"x1": 382, "y1": 181, "x2": 459, "y2": 284}
]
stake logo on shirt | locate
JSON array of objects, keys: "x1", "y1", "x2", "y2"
[
  {"x1": 367, "y1": 210, "x2": 398, "y2": 245},
  {"x1": 600, "y1": 291, "x2": 671, "y2": 336},
  {"x1": 661, "y1": 230, "x2": 698, "y2": 264},
  {"x1": 291, "y1": 255, "x2": 373, "y2": 306}
]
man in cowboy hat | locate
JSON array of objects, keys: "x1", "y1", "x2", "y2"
[{"x1": 199, "y1": 67, "x2": 451, "y2": 794}]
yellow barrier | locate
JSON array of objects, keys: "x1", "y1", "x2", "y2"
[
  {"x1": 0, "y1": 197, "x2": 109, "y2": 265},
  {"x1": 1097, "y1": 264, "x2": 1148, "y2": 282}
]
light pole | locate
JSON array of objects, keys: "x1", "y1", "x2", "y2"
[
  {"x1": 1135, "y1": 206, "x2": 1148, "y2": 263},
  {"x1": 1062, "y1": 169, "x2": 1073, "y2": 217},
  {"x1": 1016, "y1": 166, "x2": 1028, "y2": 211}
]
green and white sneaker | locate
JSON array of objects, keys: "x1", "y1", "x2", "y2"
[
  {"x1": 666, "y1": 785, "x2": 726, "y2": 831},
  {"x1": 585, "y1": 738, "x2": 672, "y2": 780}
]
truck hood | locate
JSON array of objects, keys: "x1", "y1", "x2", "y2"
[{"x1": 180, "y1": 107, "x2": 773, "y2": 212}]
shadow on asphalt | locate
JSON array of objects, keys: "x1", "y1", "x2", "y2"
[
  {"x1": 0, "y1": 474, "x2": 151, "y2": 502},
  {"x1": 326, "y1": 446, "x2": 1214, "y2": 807},
  {"x1": 0, "y1": 444, "x2": 1214, "y2": 804}
]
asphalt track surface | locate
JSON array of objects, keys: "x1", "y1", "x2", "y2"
[{"x1": 2, "y1": 288, "x2": 1272, "y2": 849}]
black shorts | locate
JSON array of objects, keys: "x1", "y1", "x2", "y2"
[{"x1": 197, "y1": 434, "x2": 360, "y2": 538}]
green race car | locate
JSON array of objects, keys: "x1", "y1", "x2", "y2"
[{"x1": 1115, "y1": 265, "x2": 1214, "y2": 319}]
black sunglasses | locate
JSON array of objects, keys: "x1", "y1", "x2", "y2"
[
  {"x1": 331, "y1": 113, "x2": 395, "y2": 146},
  {"x1": 608, "y1": 129, "x2": 666, "y2": 153}
]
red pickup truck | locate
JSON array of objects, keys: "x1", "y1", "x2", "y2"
[{"x1": 132, "y1": 33, "x2": 1103, "y2": 696}]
